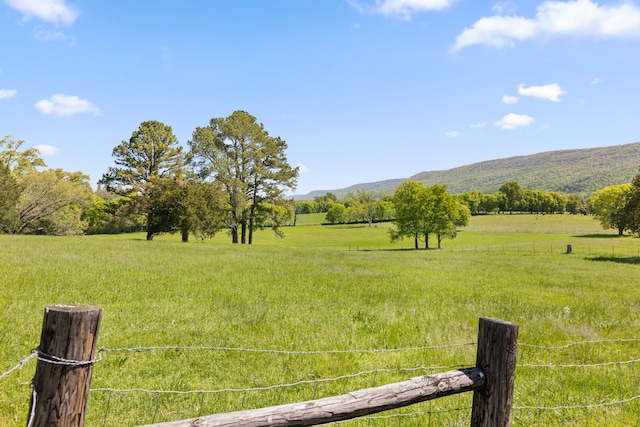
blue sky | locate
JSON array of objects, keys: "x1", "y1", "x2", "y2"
[{"x1": 1, "y1": 0, "x2": 639, "y2": 195}]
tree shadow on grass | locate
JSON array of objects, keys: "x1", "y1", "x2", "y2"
[
  {"x1": 574, "y1": 233, "x2": 624, "y2": 238},
  {"x1": 588, "y1": 256, "x2": 640, "y2": 265}
]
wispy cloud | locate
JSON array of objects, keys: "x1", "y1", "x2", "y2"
[
  {"x1": 444, "y1": 131, "x2": 458, "y2": 138},
  {"x1": 34, "y1": 28, "x2": 68, "y2": 42},
  {"x1": 5, "y1": 0, "x2": 79, "y2": 25},
  {"x1": 518, "y1": 83, "x2": 565, "y2": 102},
  {"x1": 470, "y1": 122, "x2": 487, "y2": 128},
  {"x1": 0, "y1": 89, "x2": 17, "y2": 99},
  {"x1": 495, "y1": 113, "x2": 534, "y2": 130},
  {"x1": 34, "y1": 144, "x2": 60, "y2": 155},
  {"x1": 502, "y1": 95, "x2": 519, "y2": 104},
  {"x1": 297, "y1": 164, "x2": 310, "y2": 173},
  {"x1": 591, "y1": 77, "x2": 604, "y2": 85},
  {"x1": 453, "y1": 0, "x2": 640, "y2": 51},
  {"x1": 35, "y1": 94, "x2": 101, "y2": 117},
  {"x1": 351, "y1": 0, "x2": 457, "y2": 19}
]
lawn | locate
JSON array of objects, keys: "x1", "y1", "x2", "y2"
[{"x1": 1, "y1": 214, "x2": 638, "y2": 426}]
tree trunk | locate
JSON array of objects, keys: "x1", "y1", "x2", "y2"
[
  {"x1": 181, "y1": 227, "x2": 189, "y2": 243},
  {"x1": 425, "y1": 234, "x2": 430, "y2": 249},
  {"x1": 414, "y1": 234, "x2": 418, "y2": 249},
  {"x1": 146, "y1": 212, "x2": 154, "y2": 240},
  {"x1": 618, "y1": 227, "x2": 624, "y2": 236},
  {"x1": 241, "y1": 222, "x2": 247, "y2": 244},
  {"x1": 231, "y1": 226, "x2": 238, "y2": 243}
]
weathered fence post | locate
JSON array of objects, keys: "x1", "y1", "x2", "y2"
[
  {"x1": 470, "y1": 317, "x2": 518, "y2": 427},
  {"x1": 30, "y1": 304, "x2": 102, "y2": 427}
]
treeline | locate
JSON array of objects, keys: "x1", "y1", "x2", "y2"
[
  {"x1": 0, "y1": 111, "x2": 299, "y2": 244},
  {"x1": 295, "y1": 181, "x2": 589, "y2": 226},
  {"x1": 2, "y1": 122, "x2": 640, "y2": 242}
]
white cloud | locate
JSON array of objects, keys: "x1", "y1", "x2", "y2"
[
  {"x1": 34, "y1": 144, "x2": 59, "y2": 155},
  {"x1": 470, "y1": 121, "x2": 488, "y2": 128},
  {"x1": 518, "y1": 83, "x2": 565, "y2": 102},
  {"x1": 502, "y1": 95, "x2": 519, "y2": 104},
  {"x1": 34, "y1": 29, "x2": 67, "y2": 41},
  {"x1": 352, "y1": 0, "x2": 456, "y2": 19},
  {"x1": 444, "y1": 131, "x2": 458, "y2": 138},
  {"x1": 5, "y1": 0, "x2": 79, "y2": 25},
  {"x1": 297, "y1": 164, "x2": 310, "y2": 173},
  {"x1": 453, "y1": 0, "x2": 640, "y2": 51},
  {"x1": 591, "y1": 77, "x2": 604, "y2": 85},
  {"x1": 492, "y1": 1, "x2": 517, "y2": 15},
  {"x1": 495, "y1": 113, "x2": 535, "y2": 130},
  {"x1": 0, "y1": 89, "x2": 17, "y2": 99},
  {"x1": 35, "y1": 94, "x2": 101, "y2": 117}
]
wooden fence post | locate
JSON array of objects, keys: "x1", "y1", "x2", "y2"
[
  {"x1": 30, "y1": 304, "x2": 102, "y2": 427},
  {"x1": 470, "y1": 317, "x2": 518, "y2": 427}
]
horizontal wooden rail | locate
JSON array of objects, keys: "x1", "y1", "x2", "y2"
[{"x1": 139, "y1": 367, "x2": 485, "y2": 427}]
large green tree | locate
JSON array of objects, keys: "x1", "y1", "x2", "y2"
[
  {"x1": 389, "y1": 181, "x2": 429, "y2": 249},
  {"x1": 147, "y1": 178, "x2": 226, "y2": 242},
  {"x1": 621, "y1": 169, "x2": 640, "y2": 235},
  {"x1": 99, "y1": 120, "x2": 185, "y2": 240},
  {"x1": 11, "y1": 169, "x2": 92, "y2": 235},
  {"x1": 189, "y1": 110, "x2": 298, "y2": 244},
  {"x1": 1, "y1": 137, "x2": 91, "y2": 235},
  {"x1": 499, "y1": 181, "x2": 524, "y2": 213},
  {"x1": 390, "y1": 181, "x2": 467, "y2": 249},
  {"x1": 588, "y1": 184, "x2": 631, "y2": 235}
]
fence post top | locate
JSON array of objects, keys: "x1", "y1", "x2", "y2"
[
  {"x1": 479, "y1": 317, "x2": 518, "y2": 328},
  {"x1": 45, "y1": 304, "x2": 103, "y2": 313}
]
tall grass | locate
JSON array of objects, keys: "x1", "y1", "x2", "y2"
[{"x1": 1, "y1": 214, "x2": 638, "y2": 426}]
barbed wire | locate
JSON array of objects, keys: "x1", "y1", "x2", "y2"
[
  {"x1": 3, "y1": 338, "x2": 638, "y2": 382},
  {"x1": 514, "y1": 394, "x2": 640, "y2": 410},
  {"x1": 97, "y1": 342, "x2": 476, "y2": 355},
  {"x1": 0, "y1": 352, "x2": 37, "y2": 380},
  {"x1": 519, "y1": 357, "x2": 640, "y2": 369},
  {"x1": 519, "y1": 338, "x2": 640, "y2": 349},
  {"x1": 91, "y1": 364, "x2": 467, "y2": 395}
]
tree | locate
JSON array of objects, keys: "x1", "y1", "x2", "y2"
[
  {"x1": 11, "y1": 169, "x2": 92, "y2": 235},
  {"x1": 622, "y1": 169, "x2": 640, "y2": 235},
  {"x1": 0, "y1": 135, "x2": 46, "y2": 177},
  {"x1": 325, "y1": 203, "x2": 347, "y2": 224},
  {"x1": 389, "y1": 181, "x2": 429, "y2": 249},
  {"x1": 427, "y1": 184, "x2": 469, "y2": 249},
  {"x1": 566, "y1": 194, "x2": 587, "y2": 215},
  {"x1": 390, "y1": 181, "x2": 467, "y2": 249},
  {"x1": 99, "y1": 120, "x2": 185, "y2": 240},
  {"x1": 189, "y1": 110, "x2": 298, "y2": 244},
  {"x1": 499, "y1": 181, "x2": 524, "y2": 214},
  {"x1": 345, "y1": 189, "x2": 378, "y2": 226},
  {"x1": 0, "y1": 162, "x2": 19, "y2": 232},
  {"x1": 588, "y1": 184, "x2": 631, "y2": 235},
  {"x1": 148, "y1": 178, "x2": 226, "y2": 242}
]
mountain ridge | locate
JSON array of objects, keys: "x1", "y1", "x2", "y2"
[{"x1": 295, "y1": 142, "x2": 640, "y2": 199}]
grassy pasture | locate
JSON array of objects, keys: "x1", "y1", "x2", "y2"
[{"x1": 1, "y1": 214, "x2": 639, "y2": 426}]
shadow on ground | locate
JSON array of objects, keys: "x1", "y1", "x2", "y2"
[
  {"x1": 574, "y1": 233, "x2": 624, "y2": 238},
  {"x1": 588, "y1": 256, "x2": 640, "y2": 265}
]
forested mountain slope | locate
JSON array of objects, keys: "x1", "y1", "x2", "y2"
[{"x1": 298, "y1": 142, "x2": 640, "y2": 199}]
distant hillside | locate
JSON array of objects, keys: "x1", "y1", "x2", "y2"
[{"x1": 296, "y1": 142, "x2": 640, "y2": 199}]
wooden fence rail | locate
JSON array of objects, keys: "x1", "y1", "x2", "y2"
[{"x1": 28, "y1": 305, "x2": 517, "y2": 427}]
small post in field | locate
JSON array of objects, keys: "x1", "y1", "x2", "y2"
[
  {"x1": 566, "y1": 244, "x2": 572, "y2": 254},
  {"x1": 30, "y1": 304, "x2": 102, "y2": 427},
  {"x1": 470, "y1": 317, "x2": 518, "y2": 427}
]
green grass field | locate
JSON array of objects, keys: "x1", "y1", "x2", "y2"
[{"x1": 1, "y1": 214, "x2": 639, "y2": 426}]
